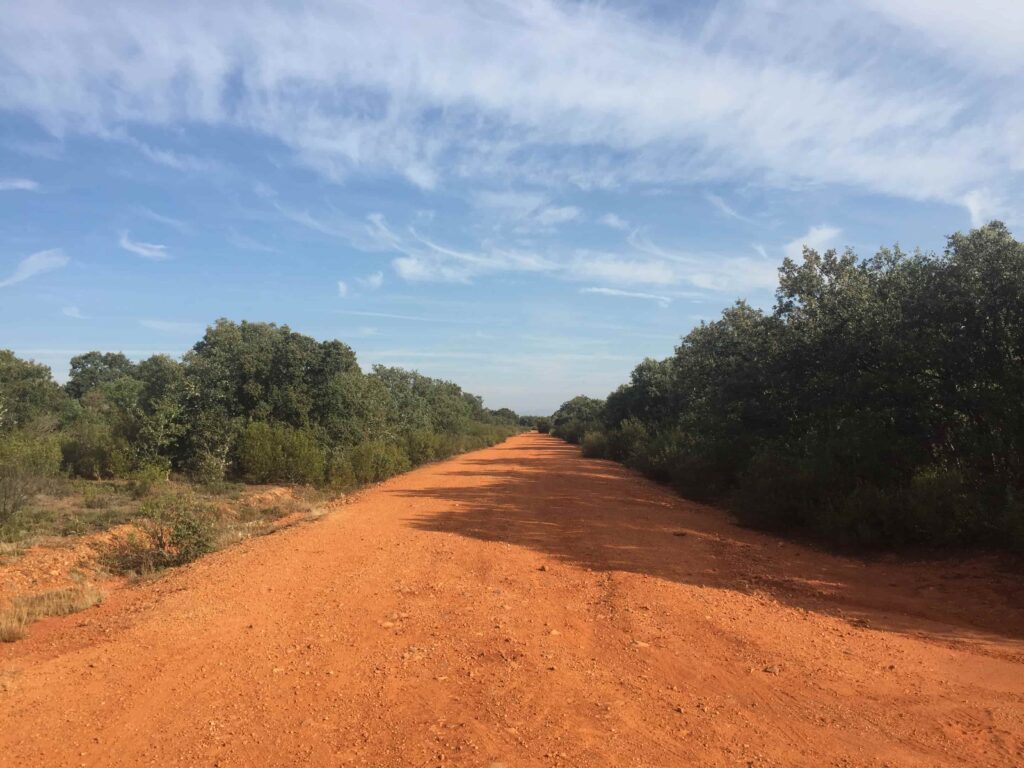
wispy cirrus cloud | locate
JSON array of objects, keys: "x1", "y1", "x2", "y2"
[
  {"x1": 0, "y1": 249, "x2": 69, "y2": 288},
  {"x1": 119, "y1": 231, "x2": 170, "y2": 260},
  {"x1": 357, "y1": 271, "x2": 384, "y2": 289},
  {"x1": 0, "y1": 177, "x2": 39, "y2": 191},
  {"x1": 599, "y1": 213, "x2": 630, "y2": 231},
  {"x1": 704, "y1": 192, "x2": 752, "y2": 223},
  {"x1": 138, "y1": 207, "x2": 189, "y2": 232},
  {"x1": 129, "y1": 139, "x2": 217, "y2": 173},
  {"x1": 0, "y1": 1, "x2": 1018, "y2": 219},
  {"x1": 581, "y1": 286, "x2": 671, "y2": 306},
  {"x1": 62, "y1": 305, "x2": 88, "y2": 319}
]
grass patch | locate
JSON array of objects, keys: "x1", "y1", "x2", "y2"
[{"x1": 0, "y1": 581, "x2": 105, "y2": 642}]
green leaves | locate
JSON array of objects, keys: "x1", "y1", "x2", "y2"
[{"x1": 568, "y1": 223, "x2": 1024, "y2": 551}]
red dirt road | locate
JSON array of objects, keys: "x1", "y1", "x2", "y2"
[{"x1": 2, "y1": 433, "x2": 1023, "y2": 767}]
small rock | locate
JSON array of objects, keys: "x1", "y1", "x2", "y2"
[
  {"x1": 538, "y1": 565, "x2": 548, "y2": 572},
  {"x1": 762, "y1": 664, "x2": 782, "y2": 675}
]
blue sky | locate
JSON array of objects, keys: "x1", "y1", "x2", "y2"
[{"x1": 1, "y1": 1, "x2": 1021, "y2": 414}]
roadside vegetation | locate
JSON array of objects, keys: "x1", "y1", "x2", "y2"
[
  {"x1": 0, "y1": 320, "x2": 521, "y2": 638},
  {"x1": 553, "y1": 223, "x2": 1024, "y2": 552},
  {"x1": 0, "y1": 576, "x2": 104, "y2": 642}
]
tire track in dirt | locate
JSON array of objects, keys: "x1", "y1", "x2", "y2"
[{"x1": 2, "y1": 433, "x2": 1023, "y2": 767}]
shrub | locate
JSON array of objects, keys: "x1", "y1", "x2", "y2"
[
  {"x1": 126, "y1": 461, "x2": 169, "y2": 499},
  {"x1": 536, "y1": 418, "x2": 550, "y2": 434},
  {"x1": 81, "y1": 483, "x2": 112, "y2": 509},
  {"x1": 580, "y1": 431, "x2": 609, "y2": 458},
  {"x1": 188, "y1": 450, "x2": 228, "y2": 484},
  {"x1": 235, "y1": 422, "x2": 326, "y2": 485},
  {"x1": 325, "y1": 449, "x2": 356, "y2": 490},
  {"x1": 61, "y1": 417, "x2": 128, "y2": 479},
  {"x1": 96, "y1": 493, "x2": 217, "y2": 574},
  {"x1": 405, "y1": 429, "x2": 438, "y2": 466},
  {"x1": 349, "y1": 440, "x2": 410, "y2": 484},
  {"x1": 0, "y1": 430, "x2": 62, "y2": 524},
  {"x1": 607, "y1": 417, "x2": 649, "y2": 464}
]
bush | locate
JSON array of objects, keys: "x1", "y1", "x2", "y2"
[
  {"x1": 61, "y1": 417, "x2": 129, "y2": 479},
  {"x1": 606, "y1": 417, "x2": 648, "y2": 464},
  {"x1": 325, "y1": 449, "x2": 356, "y2": 490},
  {"x1": 580, "y1": 431, "x2": 609, "y2": 458},
  {"x1": 536, "y1": 418, "x2": 550, "y2": 434},
  {"x1": 405, "y1": 429, "x2": 438, "y2": 466},
  {"x1": 235, "y1": 422, "x2": 326, "y2": 485},
  {"x1": 0, "y1": 431, "x2": 62, "y2": 524},
  {"x1": 96, "y1": 493, "x2": 217, "y2": 574},
  {"x1": 126, "y1": 461, "x2": 169, "y2": 499},
  {"x1": 349, "y1": 440, "x2": 410, "y2": 484}
]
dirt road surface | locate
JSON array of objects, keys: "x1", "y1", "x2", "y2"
[{"x1": 2, "y1": 433, "x2": 1023, "y2": 767}]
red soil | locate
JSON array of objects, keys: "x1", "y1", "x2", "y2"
[{"x1": 2, "y1": 433, "x2": 1022, "y2": 766}]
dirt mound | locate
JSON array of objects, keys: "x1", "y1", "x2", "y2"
[{"x1": 2, "y1": 433, "x2": 1022, "y2": 766}]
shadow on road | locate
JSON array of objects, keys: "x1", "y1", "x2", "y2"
[{"x1": 397, "y1": 435, "x2": 1024, "y2": 645}]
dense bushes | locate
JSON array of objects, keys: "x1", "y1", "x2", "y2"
[
  {"x1": 235, "y1": 422, "x2": 325, "y2": 484},
  {"x1": 553, "y1": 223, "x2": 1024, "y2": 551},
  {"x1": 0, "y1": 319, "x2": 521, "y2": 523},
  {"x1": 348, "y1": 440, "x2": 411, "y2": 484},
  {"x1": 0, "y1": 430, "x2": 61, "y2": 523},
  {"x1": 550, "y1": 396, "x2": 603, "y2": 444}
]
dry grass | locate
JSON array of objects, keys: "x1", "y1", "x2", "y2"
[{"x1": 0, "y1": 581, "x2": 105, "y2": 642}]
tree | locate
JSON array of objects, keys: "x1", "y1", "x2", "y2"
[
  {"x1": 66, "y1": 351, "x2": 137, "y2": 399},
  {"x1": 0, "y1": 350, "x2": 69, "y2": 431}
]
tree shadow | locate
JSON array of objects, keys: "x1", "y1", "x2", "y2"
[{"x1": 397, "y1": 435, "x2": 1024, "y2": 645}]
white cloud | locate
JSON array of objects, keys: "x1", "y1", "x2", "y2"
[
  {"x1": 62, "y1": 305, "x2": 88, "y2": 319},
  {"x1": 581, "y1": 286, "x2": 670, "y2": 305},
  {"x1": 473, "y1": 190, "x2": 546, "y2": 218},
  {"x1": 130, "y1": 138, "x2": 216, "y2": 173},
  {"x1": 534, "y1": 205, "x2": 581, "y2": 227},
  {"x1": 569, "y1": 253, "x2": 678, "y2": 286},
  {"x1": 357, "y1": 271, "x2": 384, "y2": 289},
  {"x1": 600, "y1": 213, "x2": 630, "y2": 230},
  {"x1": 855, "y1": 0, "x2": 1024, "y2": 75},
  {"x1": 335, "y1": 208, "x2": 778, "y2": 293},
  {"x1": 962, "y1": 189, "x2": 1002, "y2": 228},
  {"x1": 0, "y1": 177, "x2": 39, "y2": 191},
  {"x1": 337, "y1": 280, "x2": 349, "y2": 298},
  {"x1": 783, "y1": 225, "x2": 842, "y2": 260},
  {"x1": 119, "y1": 231, "x2": 170, "y2": 260},
  {"x1": 0, "y1": 1, "x2": 1017, "y2": 215},
  {"x1": 704, "y1": 192, "x2": 751, "y2": 223},
  {"x1": 752, "y1": 243, "x2": 769, "y2": 260},
  {"x1": 0, "y1": 249, "x2": 69, "y2": 288},
  {"x1": 138, "y1": 207, "x2": 188, "y2": 231}
]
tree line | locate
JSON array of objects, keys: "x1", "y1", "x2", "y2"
[
  {"x1": 551, "y1": 223, "x2": 1024, "y2": 551},
  {"x1": 1, "y1": 319, "x2": 521, "y2": 521}
]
